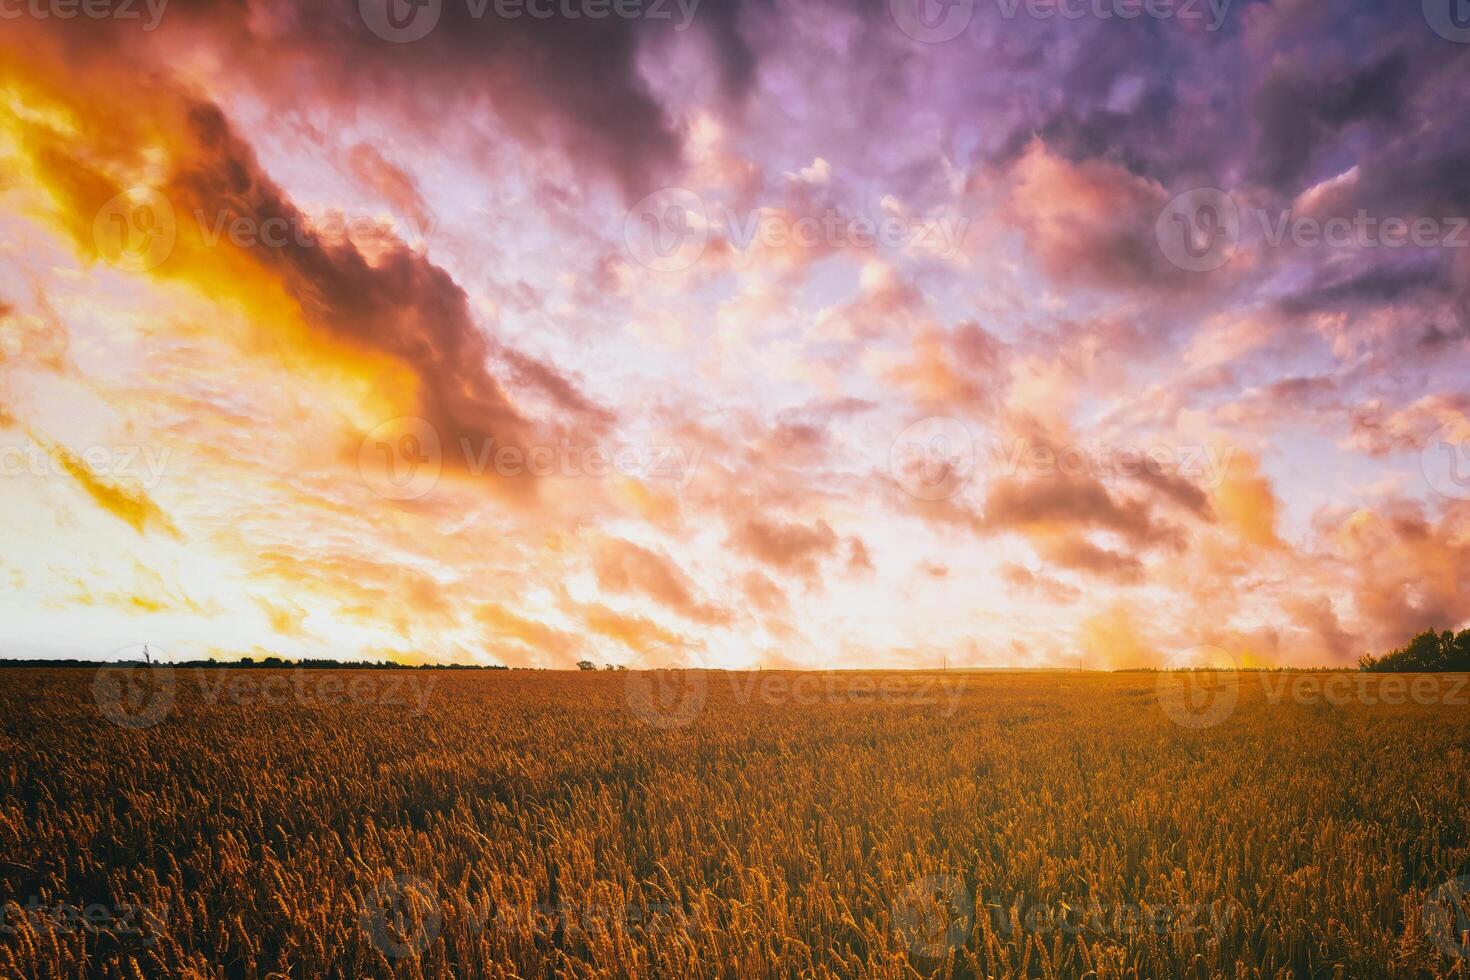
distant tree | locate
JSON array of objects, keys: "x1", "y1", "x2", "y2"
[
  {"x1": 1359, "y1": 629, "x2": 1470, "y2": 672},
  {"x1": 576, "y1": 660, "x2": 596, "y2": 671}
]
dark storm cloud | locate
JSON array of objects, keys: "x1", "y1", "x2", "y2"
[
  {"x1": 180, "y1": 99, "x2": 611, "y2": 484},
  {"x1": 24, "y1": 0, "x2": 741, "y2": 197},
  {"x1": 1276, "y1": 260, "x2": 1448, "y2": 318},
  {"x1": 1250, "y1": 50, "x2": 1410, "y2": 193}
]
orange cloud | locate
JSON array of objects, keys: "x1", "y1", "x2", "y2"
[
  {"x1": 577, "y1": 602, "x2": 686, "y2": 655},
  {"x1": 0, "y1": 35, "x2": 609, "y2": 504},
  {"x1": 1079, "y1": 603, "x2": 1159, "y2": 670},
  {"x1": 1211, "y1": 452, "x2": 1282, "y2": 549},
  {"x1": 34, "y1": 433, "x2": 178, "y2": 537},
  {"x1": 592, "y1": 536, "x2": 731, "y2": 626},
  {"x1": 251, "y1": 550, "x2": 451, "y2": 635},
  {"x1": 1004, "y1": 139, "x2": 1170, "y2": 291},
  {"x1": 257, "y1": 598, "x2": 310, "y2": 637},
  {"x1": 1323, "y1": 500, "x2": 1470, "y2": 651},
  {"x1": 476, "y1": 602, "x2": 581, "y2": 663},
  {"x1": 882, "y1": 321, "x2": 1007, "y2": 411},
  {"x1": 727, "y1": 515, "x2": 839, "y2": 581}
]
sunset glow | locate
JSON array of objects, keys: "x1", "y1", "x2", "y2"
[{"x1": 2, "y1": 0, "x2": 1468, "y2": 668}]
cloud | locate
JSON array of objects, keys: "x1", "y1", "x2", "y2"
[
  {"x1": 257, "y1": 597, "x2": 310, "y2": 637},
  {"x1": 1321, "y1": 499, "x2": 1470, "y2": 652},
  {"x1": 0, "y1": 44, "x2": 610, "y2": 500},
  {"x1": 592, "y1": 536, "x2": 731, "y2": 625},
  {"x1": 1000, "y1": 563, "x2": 1080, "y2": 604},
  {"x1": 1210, "y1": 452, "x2": 1281, "y2": 549},
  {"x1": 810, "y1": 261, "x2": 923, "y2": 342},
  {"x1": 1276, "y1": 260, "x2": 1447, "y2": 319},
  {"x1": 58, "y1": 562, "x2": 213, "y2": 617},
  {"x1": 1250, "y1": 51, "x2": 1409, "y2": 193},
  {"x1": 1033, "y1": 535, "x2": 1145, "y2": 584},
  {"x1": 980, "y1": 471, "x2": 1183, "y2": 552},
  {"x1": 5, "y1": 0, "x2": 1469, "y2": 669},
  {"x1": 576, "y1": 601, "x2": 687, "y2": 655},
  {"x1": 345, "y1": 142, "x2": 432, "y2": 233},
  {"x1": 5, "y1": 0, "x2": 701, "y2": 197},
  {"x1": 251, "y1": 550, "x2": 452, "y2": 635},
  {"x1": 881, "y1": 321, "x2": 1006, "y2": 412},
  {"x1": 1346, "y1": 394, "x2": 1470, "y2": 458},
  {"x1": 476, "y1": 602, "x2": 581, "y2": 663},
  {"x1": 34, "y1": 432, "x2": 178, "y2": 537},
  {"x1": 1079, "y1": 603, "x2": 1158, "y2": 670},
  {"x1": 1002, "y1": 139, "x2": 1177, "y2": 292},
  {"x1": 740, "y1": 570, "x2": 789, "y2": 615},
  {"x1": 1281, "y1": 594, "x2": 1358, "y2": 665},
  {"x1": 1132, "y1": 464, "x2": 1215, "y2": 521},
  {"x1": 727, "y1": 515, "x2": 839, "y2": 581}
]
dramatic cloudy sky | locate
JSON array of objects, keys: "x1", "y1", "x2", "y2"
[{"x1": 1, "y1": 0, "x2": 1467, "y2": 667}]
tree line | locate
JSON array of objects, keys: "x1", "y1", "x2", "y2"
[{"x1": 1358, "y1": 628, "x2": 1470, "y2": 672}]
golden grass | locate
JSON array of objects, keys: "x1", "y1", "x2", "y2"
[{"x1": 0, "y1": 668, "x2": 1467, "y2": 978}]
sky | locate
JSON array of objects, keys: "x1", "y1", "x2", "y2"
[{"x1": 0, "y1": 0, "x2": 1467, "y2": 669}]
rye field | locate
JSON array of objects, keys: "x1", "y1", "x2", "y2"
[{"x1": 1, "y1": 667, "x2": 1468, "y2": 979}]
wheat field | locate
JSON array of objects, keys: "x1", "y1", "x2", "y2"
[{"x1": 1, "y1": 667, "x2": 1468, "y2": 978}]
